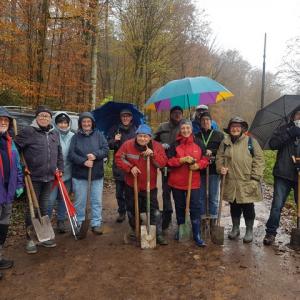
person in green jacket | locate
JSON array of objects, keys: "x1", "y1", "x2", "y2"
[{"x1": 216, "y1": 117, "x2": 265, "y2": 243}]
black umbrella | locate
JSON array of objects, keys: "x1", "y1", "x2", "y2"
[{"x1": 249, "y1": 95, "x2": 300, "y2": 149}]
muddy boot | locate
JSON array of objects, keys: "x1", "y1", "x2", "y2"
[
  {"x1": 243, "y1": 219, "x2": 254, "y2": 243},
  {"x1": 191, "y1": 220, "x2": 206, "y2": 247},
  {"x1": 92, "y1": 226, "x2": 103, "y2": 235},
  {"x1": 116, "y1": 212, "x2": 126, "y2": 223},
  {"x1": 263, "y1": 233, "x2": 275, "y2": 246},
  {"x1": 57, "y1": 220, "x2": 66, "y2": 234},
  {"x1": 228, "y1": 217, "x2": 240, "y2": 240},
  {"x1": 155, "y1": 210, "x2": 168, "y2": 245}
]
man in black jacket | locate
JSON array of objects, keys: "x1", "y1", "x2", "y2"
[
  {"x1": 15, "y1": 105, "x2": 63, "y2": 254},
  {"x1": 107, "y1": 110, "x2": 136, "y2": 223},
  {"x1": 264, "y1": 108, "x2": 300, "y2": 245}
]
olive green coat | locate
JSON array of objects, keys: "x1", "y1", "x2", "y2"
[{"x1": 216, "y1": 134, "x2": 265, "y2": 204}]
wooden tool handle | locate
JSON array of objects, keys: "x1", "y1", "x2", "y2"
[
  {"x1": 134, "y1": 175, "x2": 140, "y2": 244},
  {"x1": 185, "y1": 170, "x2": 193, "y2": 213},
  {"x1": 217, "y1": 174, "x2": 226, "y2": 226}
]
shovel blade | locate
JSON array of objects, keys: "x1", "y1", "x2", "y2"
[
  {"x1": 178, "y1": 222, "x2": 191, "y2": 242},
  {"x1": 211, "y1": 226, "x2": 225, "y2": 245},
  {"x1": 78, "y1": 218, "x2": 90, "y2": 240},
  {"x1": 32, "y1": 216, "x2": 55, "y2": 242},
  {"x1": 140, "y1": 225, "x2": 156, "y2": 249},
  {"x1": 290, "y1": 228, "x2": 300, "y2": 248}
]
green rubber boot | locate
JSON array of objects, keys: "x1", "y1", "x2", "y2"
[
  {"x1": 243, "y1": 219, "x2": 254, "y2": 243},
  {"x1": 228, "y1": 217, "x2": 240, "y2": 240}
]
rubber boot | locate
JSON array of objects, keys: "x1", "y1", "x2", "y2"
[
  {"x1": 228, "y1": 217, "x2": 240, "y2": 240},
  {"x1": 191, "y1": 220, "x2": 206, "y2": 247},
  {"x1": 155, "y1": 210, "x2": 168, "y2": 245},
  {"x1": 243, "y1": 219, "x2": 254, "y2": 243},
  {"x1": 57, "y1": 220, "x2": 66, "y2": 234}
]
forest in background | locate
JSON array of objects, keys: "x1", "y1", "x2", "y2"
[{"x1": 0, "y1": 0, "x2": 298, "y2": 127}]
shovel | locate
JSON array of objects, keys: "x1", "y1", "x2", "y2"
[
  {"x1": 140, "y1": 156, "x2": 156, "y2": 249},
  {"x1": 78, "y1": 166, "x2": 92, "y2": 239},
  {"x1": 290, "y1": 156, "x2": 300, "y2": 248},
  {"x1": 203, "y1": 166, "x2": 210, "y2": 240},
  {"x1": 178, "y1": 169, "x2": 193, "y2": 241},
  {"x1": 13, "y1": 119, "x2": 55, "y2": 242},
  {"x1": 211, "y1": 174, "x2": 226, "y2": 245},
  {"x1": 134, "y1": 175, "x2": 140, "y2": 246}
]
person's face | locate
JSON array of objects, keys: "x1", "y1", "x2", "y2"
[
  {"x1": 200, "y1": 117, "x2": 211, "y2": 131},
  {"x1": 180, "y1": 124, "x2": 192, "y2": 137},
  {"x1": 294, "y1": 111, "x2": 300, "y2": 121},
  {"x1": 229, "y1": 123, "x2": 242, "y2": 136},
  {"x1": 136, "y1": 134, "x2": 151, "y2": 146},
  {"x1": 57, "y1": 120, "x2": 69, "y2": 130},
  {"x1": 170, "y1": 110, "x2": 183, "y2": 123},
  {"x1": 81, "y1": 118, "x2": 92, "y2": 131},
  {"x1": 36, "y1": 112, "x2": 51, "y2": 127},
  {"x1": 0, "y1": 117, "x2": 10, "y2": 133},
  {"x1": 120, "y1": 114, "x2": 133, "y2": 126}
]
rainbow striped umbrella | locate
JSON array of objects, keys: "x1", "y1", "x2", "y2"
[{"x1": 145, "y1": 76, "x2": 233, "y2": 111}]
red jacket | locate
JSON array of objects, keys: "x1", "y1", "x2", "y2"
[
  {"x1": 115, "y1": 138, "x2": 167, "y2": 191},
  {"x1": 167, "y1": 134, "x2": 208, "y2": 190}
]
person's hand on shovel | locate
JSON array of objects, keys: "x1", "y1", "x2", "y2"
[
  {"x1": 131, "y1": 166, "x2": 141, "y2": 177},
  {"x1": 180, "y1": 156, "x2": 195, "y2": 164},
  {"x1": 87, "y1": 153, "x2": 96, "y2": 161},
  {"x1": 141, "y1": 147, "x2": 153, "y2": 157},
  {"x1": 84, "y1": 160, "x2": 94, "y2": 168},
  {"x1": 189, "y1": 163, "x2": 200, "y2": 171}
]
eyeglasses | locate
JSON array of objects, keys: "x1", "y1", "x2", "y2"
[{"x1": 37, "y1": 114, "x2": 51, "y2": 120}]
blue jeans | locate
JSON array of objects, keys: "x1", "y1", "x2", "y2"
[
  {"x1": 48, "y1": 179, "x2": 71, "y2": 221},
  {"x1": 72, "y1": 177, "x2": 104, "y2": 228},
  {"x1": 199, "y1": 174, "x2": 220, "y2": 219},
  {"x1": 266, "y1": 176, "x2": 298, "y2": 236}
]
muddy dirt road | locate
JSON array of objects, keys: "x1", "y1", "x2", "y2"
[{"x1": 1, "y1": 182, "x2": 300, "y2": 300}]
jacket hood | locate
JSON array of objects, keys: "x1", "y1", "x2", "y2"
[
  {"x1": 31, "y1": 119, "x2": 54, "y2": 132},
  {"x1": 0, "y1": 107, "x2": 13, "y2": 131},
  {"x1": 78, "y1": 112, "x2": 96, "y2": 130},
  {"x1": 53, "y1": 111, "x2": 72, "y2": 133}
]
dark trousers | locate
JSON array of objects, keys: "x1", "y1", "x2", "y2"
[
  {"x1": 266, "y1": 176, "x2": 298, "y2": 236},
  {"x1": 230, "y1": 200, "x2": 255, "y2": 221},
  {"x1": 25, "y1": 181, "x2": 53, "y2": 238},
  {"x1": 162, "y1": 171, "x2": 173, "y2": 212},
  {"x1": 172, "y1": 188, "x2": 201, "y2": 225},
  {"x1": 125, "y1": 184, "x2": 158, "y2": 229},
  {"x1": 115, "y1": 180, "x2": 126, "y2": 214}
]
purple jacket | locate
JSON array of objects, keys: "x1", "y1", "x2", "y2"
[{"x1": 0, "y1": 133, "x2": 23, "y2": 204}]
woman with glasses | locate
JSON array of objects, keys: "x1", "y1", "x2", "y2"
[{"x1": 15, "y1": 105, "x2": 63, "y2": 254}]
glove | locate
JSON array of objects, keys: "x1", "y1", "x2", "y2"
[
  {"x1": 162, "y1": 143, "x2": 170, "y2": 150},
  {"x1": 15, "y1": 188, "x2": 24, "y2": 198},
  {"x1": 287, "y1": 126, "x2": 300, "y2": 138},
  {"x1": 189, "y1": 163, "x2": 200, "y2": 171},
  {"x1": 180, "y1": 156, "x2": 195, "y2": 164}
]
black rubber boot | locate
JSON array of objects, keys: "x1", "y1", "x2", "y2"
[
  {"x1": 57, "y1": 220, "x2": 66, "y2": 234},
  {"x1": 155, "y1": 210, "x2": 168, "y2": 245},
  {"x1": 0, "y1": 224, "x2": 9, "y2": 245},
  {"x1": 228, "y1": 217, "x2": 240, "y2": 240},
  {"x1": 116, "y1": 212, "x2": 126, "y2": 223},
  {"x1": 0, "y1": 258, "x2": 13, "y2": 270},
  {"x1": 243, "y1": 219, "x2": 254, "y2": 243},
  {"x1": 263, "y1": 233, "x2": 275, "y2": 246},
  {"x1": 191, "y1": 219, "x2": 206, "y2": 247}
]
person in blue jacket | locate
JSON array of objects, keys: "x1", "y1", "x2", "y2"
[
  {"x1": 192, "y1": 105, "x2": 218, "y2": 134},
  {"x1": 0, "y1": 107, "x2": 23, "y2": 278},
  {"x1": 69, "y1": 112, "x2": 109, "y2": 235},
  {"x1": 48, "y1": 112, "x2": 74, "y2": 233}
]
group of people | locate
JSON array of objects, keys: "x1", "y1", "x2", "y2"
[{"x1": 0, "y1": 103, "x2": 300, "y2": 278}]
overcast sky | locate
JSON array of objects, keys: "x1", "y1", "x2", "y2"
[{"x1": 196, "y1": 0, "x2": 300, "y2": 73}]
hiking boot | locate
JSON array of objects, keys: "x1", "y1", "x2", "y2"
[
  {"x1": 157, "y1": 234, "x2": 168, "y2": 245},
  {"x1": 243, "y1": 219, "x2": 254, "y2": 243},
  {"x1": 57, "y1": 220, "x2": 66, "y2": 234},
  {"x1": 192, "y1": 220, "x2": 206, "y2": 247},
  {"x1": 92, "y1": 226, "x2": 103, "y2": 235},
  {"x1": 0, "y1": 258, "x2": 14, "y2": 270},
  {"x1": 116, "y1": 213, "x2": 126, "y2": 223},
  {"x1": 263, "y1": 233, "x2": 275, "y2": 246},
  {"x1": 228, "y1": 217, "x2": 240, "y2": 240},
  {"x1": 25, "y1": 240, "x2": 37, "y2": 254},
  {"x1": 41, "y1": 239, "x2": 56, "y2": 248}
]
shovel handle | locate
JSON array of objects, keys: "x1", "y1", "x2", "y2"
[
  {"x1": 217, "y1": 174, "x2": 226, "y2": 226},
  {"x1": 86, "y1": 167, "x2": 92, "y2": 217},
  {"x1": 24, "y1": 175, "x2": 35, "y2": 219},
  {"x1": 206, "y1": 166, "x2": 210, "y2": 216},
  {"x1": 146, "y1": 156, "x2": 151, "y2": 233},
  {"x1": 185, "y1": 170, "x2": 193, "y2": 214},
  {"x1": 134, "y1": 175, "x2": 140, "y2": 244}
]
